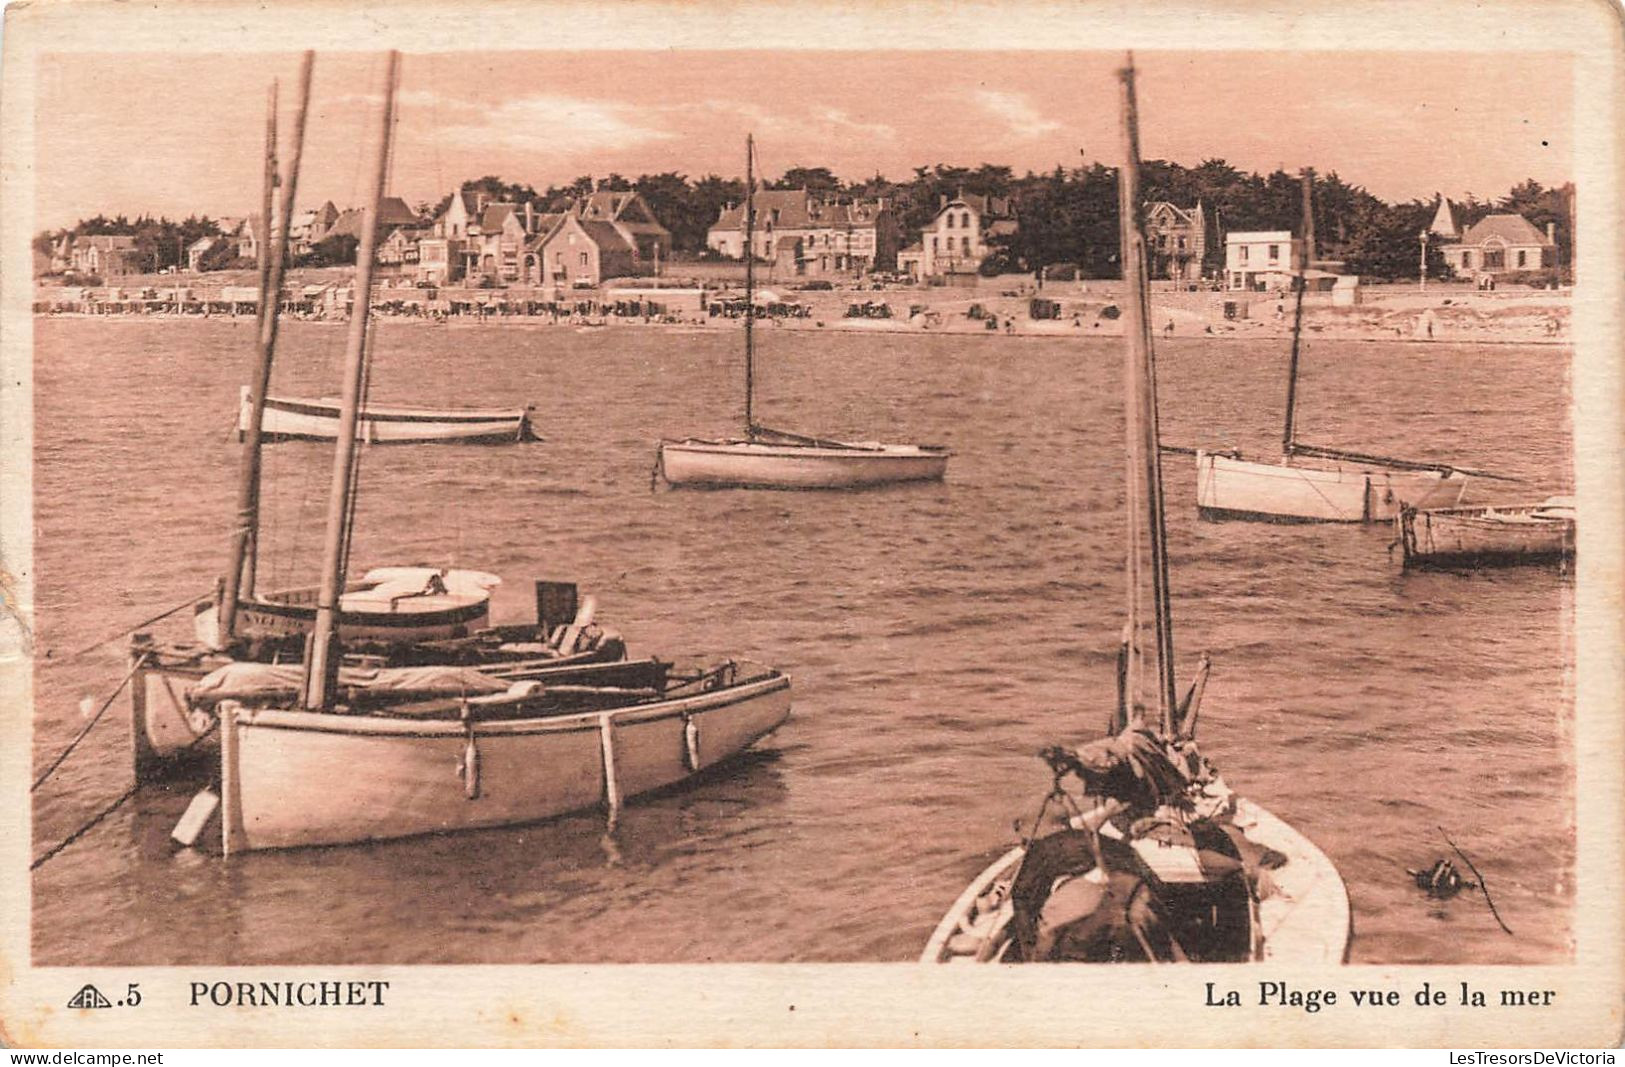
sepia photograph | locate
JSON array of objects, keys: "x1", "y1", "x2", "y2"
[{"x1": 2, "y1": 0, "x2": 1620, "y2": 1048}]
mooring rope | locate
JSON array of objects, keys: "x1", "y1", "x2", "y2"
[
  {"x1": 1439, "y1": 826, "x2": 1513, "y2": 936},
  {"x1": 57, "y1": 591, "x2": 209, "y2": 662},
  {"x1": 31, "y1": 651, "x2": 151, "y2": 792},
  {"x1": 30, "y1": 718, "x2": 220, "y2": 872}
]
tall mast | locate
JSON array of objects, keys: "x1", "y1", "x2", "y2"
[
  {"x1": 1116, "y1": 54, "x2": 1178, "y2": 733},
  {"x1": 1281, "y1": 168, "x2": 1313, "y2": 456},
  {"x1": 744, "y1": 133, "x2": 756, "y2": 436},
  {"x1": 218, "y1": 52, "x2": 314, "y2": 645},
  {"x1": 303, "y1": 51, "x2": 400, "y2": 709}
]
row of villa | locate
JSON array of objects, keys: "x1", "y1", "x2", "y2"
[{"x1": 45, "y1": 185, "x2": 1559, "y2": 291}]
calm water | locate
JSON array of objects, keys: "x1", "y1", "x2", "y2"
[{"x1": 30, "y1": 316, "x2": 1573, "y2": 965}]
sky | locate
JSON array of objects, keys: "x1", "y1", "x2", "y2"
[{"x1": 33, "y1": 49, "x2": 1573, "y2": 230}]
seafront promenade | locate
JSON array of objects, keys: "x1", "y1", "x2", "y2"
[{"x1": 33, "y1": 271, "x2": 1571, "y2": 346}]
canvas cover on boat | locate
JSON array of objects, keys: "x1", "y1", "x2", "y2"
[
  {"x1": 190, "y1": 661, "x2": 510, "y2": 705},
  {"x1": 355, "y1": 567, "x2": 501, "y2": 599}
]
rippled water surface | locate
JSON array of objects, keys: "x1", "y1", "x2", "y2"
[{"x1": 31, "y1": 316, "x2": 1573, "y2": 965}]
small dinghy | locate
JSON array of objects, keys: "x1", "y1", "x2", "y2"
[
  {"x1": 923, "y1": 55, "x2": 1350, "y2": 966},
  {"x1": 656, "y1": 135, "x2": 948, "y2": 490},
  {"x1": 922, "y1": 787, "x2": 1350, "y2": 963},
  {"x1": 242, "y1": 387, "x2": 536, "y2": 444},
  {"x1": 1396, "y1": 495, "x2": 1574, "y2": 569}
]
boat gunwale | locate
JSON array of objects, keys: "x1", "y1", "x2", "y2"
[
  {"x1": 260, "y1": 391, "x2": 533, "y2": 425},
  {"x1": 659, "y1": 438, "x2": 952, "y2": 460},
  {"x1": 1198, "y1": 449, "x2": 1467, "y2": 484},
  {"x1": 230, "y1": 667, "x2": 790, "y2": 737}
]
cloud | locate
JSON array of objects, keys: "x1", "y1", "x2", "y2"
[
  {"x1": 681, "y1": 99, "x2": 894, "y2": 148},
  {"x1": 339, "y1": 89, "x2": 677, "y2": 155},
  {"x1": 965, "y1": 89, "x2": 1061, "y2": 138},
  {"x1": 445, "y1": 95, "x2": 678, "y2": 153}
]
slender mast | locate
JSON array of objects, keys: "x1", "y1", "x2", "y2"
[
  {"x1": 218, "y1": 53, "x2": 314, "y2": 645},
  {"x1": 1116, "y1": 55, "x2": 1178, "y2": 733},
  {"x1": 744, "y1": 133, "x2": 756, "y2": 436},
  {"x1": 303, "y1": 51, "x2": 400, "y2": 709},
  {"x1": 1281, "y1": 168, "x2": 1313, "y2": 456}
]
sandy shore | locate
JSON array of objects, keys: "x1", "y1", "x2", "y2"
[{"x1": 34, "y1": 278, "x2": 1572, "y2": 346}]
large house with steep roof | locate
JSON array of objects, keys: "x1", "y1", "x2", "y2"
[
  {"x1": 897, "y1": 192, "x2": 1017, "y2": 282},
  {"x1": 1439, "y1": 212, "x2": 1555, "y2": 278},
  {"x1": 71, "y1": 235, "x2": 142, "y2": 276},
  {"x1": 577, "y1": 190, "x2": 671, "y2": 268},
  {"x1": 708, "y1": 190, "x2": 899, "y2": 276},
  {"x1": 1144, "y1": 201, "x2": 1206, "y2": 282},
  {"x1": 538, "y1": 215, "x2": 637, "y2": 288}
]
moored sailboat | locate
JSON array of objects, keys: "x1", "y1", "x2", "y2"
[
  {"x1": 174, "y1": 53, "x2": 792, "y2": 854},
  {"x1": 656, "y1": 135, "x2": 950, "y2": 490},
  {"x1": 924, "y1": 56, "x2": 1349, "y2": 965},
  {"x1": 1194, "y1": 172, "x2": 1472, "y2": 523}
]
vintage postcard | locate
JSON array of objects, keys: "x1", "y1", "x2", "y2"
[{"x1": 1, "y1": 0, "x2": 1620, "y2": 1049}]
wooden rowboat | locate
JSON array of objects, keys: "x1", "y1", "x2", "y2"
[
  {"x1": 658, "y1": 431, "x2": 950, "y2": 490},
  {"x1": 921, "y1": 798, "x2": 1351, "y2": 963},
  {"x1": 194, "y1": 566, "x2": 500, "y2": 649},
  {"x1": 1197, "y1": 449, "x2": 1468, "y2": 523},
  {"x1": 208, "y1": 657, "x2": 789, "y2": 853},
  {"x1": 241, "y1": 386, "x2": 536, "y2": 444},
  {"x1": 1396, "y1": 496, "x2": 1574, "y2": 569}
]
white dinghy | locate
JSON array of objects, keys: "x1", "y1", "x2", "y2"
[
  {"x1": 923, "y1": 56, "x2": 1350, "y2": 966},
  {"x1": 242, "y1": 387, "x2": 536, "y2": 444},
  {"x1": 657, "y1": 135, "x2": 949, "y2": 490}
]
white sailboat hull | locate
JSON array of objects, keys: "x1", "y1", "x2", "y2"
[
  {"x1": 920, "y1": 798, "x2": 1351, "y2": 964},
  {"x1": 217, "y1": 665, "x2": 791, "y2": 852},
  {"x1": 242, "y1": 387, "x2": 535, "y2": 444},
  {"x1": 1196, "y1": 450, "x2": 1468, "y2": 523},
  {"x1": 659, "y1": 439, "x2": 950, "y2": 489}
]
